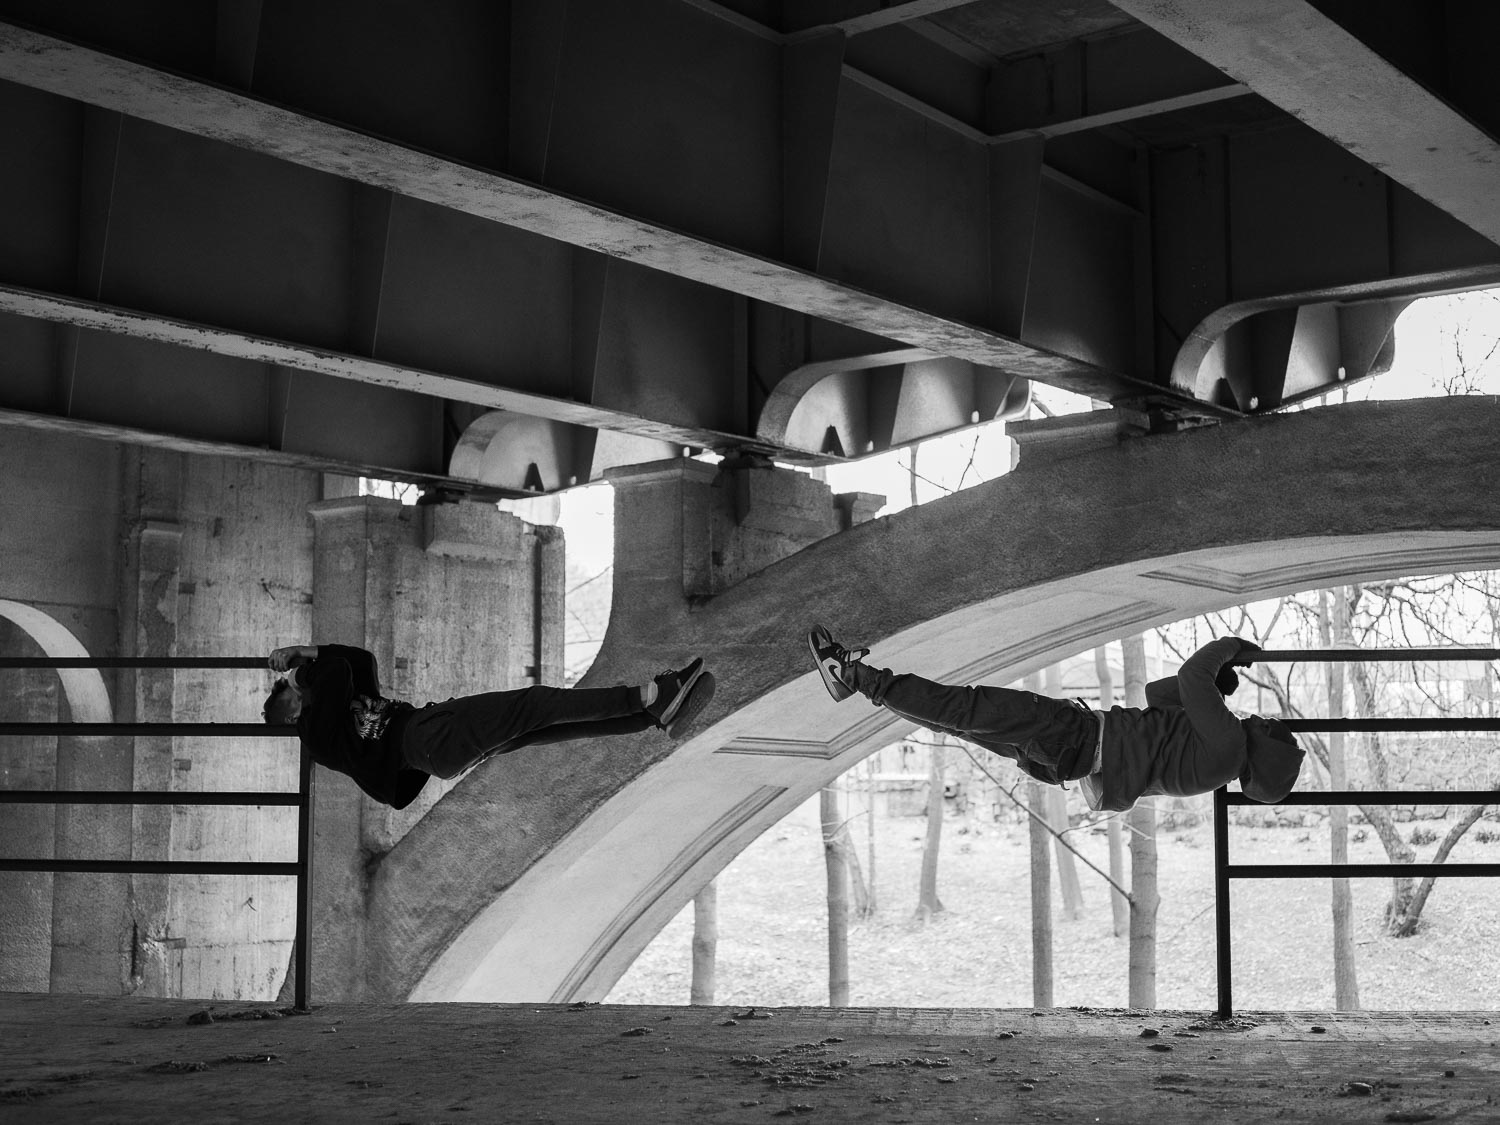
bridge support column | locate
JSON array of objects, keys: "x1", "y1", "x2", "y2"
[
  {"x1": 307, "y1": 489, "x2": 566, "y2": 999},
  {"x1": 605, "y1": 456, "x2": 882, "y2": 621}
]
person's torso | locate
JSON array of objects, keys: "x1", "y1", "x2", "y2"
[{"x1": 350, "y1": 692, "x2": 406, "y2": 745}]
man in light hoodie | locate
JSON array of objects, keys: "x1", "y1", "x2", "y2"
[{"x1": 807, "y1": 628, "x2": 1302, "y2": 812}]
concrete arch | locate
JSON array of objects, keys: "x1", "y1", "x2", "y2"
[
  {"x1": 376, "y1": 396, "x2": 1500, "y2": 1002},
  {"x1": 0, "y1": 602, "x2": 112, "y2": 992},
  {"x1": 0, "y1": 602, "x2": 111, "y2": 722}
]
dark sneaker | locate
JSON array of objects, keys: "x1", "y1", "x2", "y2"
[
  {"x1": 807, "y1": 624, "x2": 867, "y2": 703},
  {"x1": 664, "y1": 671, "x2": 715, "y2": 738},
  {"x1": 646, "y1": 657, "x2": 708, "y2": 731}
]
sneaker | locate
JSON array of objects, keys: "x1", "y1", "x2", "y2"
[
  {"x1": 807, "y1": 624, "x2": 867, "y2": 703},
  {"x1": 646, "y1": 657, "x2": 708, "y2": 731},
  {"x1": 663, "y1": 671, "x2": 715, "y2": 738}
]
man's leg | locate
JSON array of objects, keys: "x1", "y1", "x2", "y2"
[
  {"x1": 405, "y1": 684, "x2": 646, "y2": 779},
  {"x1": 851, "y1": 665, "x2": 1090, "y2": 747}
]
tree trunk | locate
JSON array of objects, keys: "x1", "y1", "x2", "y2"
[
  {"x1": 865, "y1": 754, "x2": 879, "y2": 917},
  {"x1": 831, "y1": 813, "x2": 871, "y2": 919},
  {"x1": 1028, "y1": 776, "x2": 1054, "y2": 1007},
  {"x1": 1096, "y1": 646, "x2": 1129, "y2": 937},
  {"x1": 915, "y1": 738, "x2": 946, "y2": 920},
  {"x1": 1347, "y1": 658, "x2": 1420, "y2": 927},
  {"x1": 1320, "y1": 588, "x2": 1360, "y2": 1010},
  {"x1": 690, "y1": 881, "x2": 717, "y2": 1006},
  {"x1": 1044, "y1": 663, "x2": 1084, "y2": 919},
  {"x1": 1123, "y1": 634, "x2": 1158, "y2": 1008},
  {"x1": 1396, "y1": 803, "x2": 1491, "y2": 933},
  {"x1": 820, "y1": 788, "x2": 850, "y2": 1006},
  {"x1": 1046, "y1": 787, "x2": 1083, "y2": 919}
]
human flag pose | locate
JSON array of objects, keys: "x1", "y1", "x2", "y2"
[
  {"x1": 264, "y1": 644, "x2": 714, "y2": 808},
  {"x1": 807, "y1": 627, "x2": 1302, "y2": 812}
]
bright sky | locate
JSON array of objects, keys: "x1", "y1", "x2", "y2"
[{"x1": 555, "y1": 289, "x2": 1500, "y2": 574}]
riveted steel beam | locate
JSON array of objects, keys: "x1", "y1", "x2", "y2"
[{"x1": 0, "y1": 19, "x2": 1187, "y2": 411}]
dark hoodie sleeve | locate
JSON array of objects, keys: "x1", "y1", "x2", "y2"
[
  {"x1": 1176, "y1": 638, "x2": 1248, "y2": 761},
  {"x1": 312, "y1": 644, "x2": 381, "y2": 697},
  {"x1": 297, "y1": 653, "x2": 354, "y2": 764},
  {"x1": 1144, "y1": 675, "x2": 1182, "y2": 708}
]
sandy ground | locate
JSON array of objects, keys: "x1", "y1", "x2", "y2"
[{"x1": 4, "y1": 994, "x2": 1499, "y2": 1123}]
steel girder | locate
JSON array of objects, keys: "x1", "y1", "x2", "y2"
[{"x1": 0, "y1": 1, "x2": 1496, "y2": 494}]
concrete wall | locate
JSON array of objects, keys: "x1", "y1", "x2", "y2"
[{"x1": 0, "y1": 428, "x2": 562, "y2": 1000}]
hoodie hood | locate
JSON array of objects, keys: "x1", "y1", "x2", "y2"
[{"x1": 1239, "y1": 716, "x2": 1304, "y2": 803}]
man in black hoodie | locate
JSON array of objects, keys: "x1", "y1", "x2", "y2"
[
  {"x1": 807, "y1": 627, "x2": 1302, "y2": 813},
  {"x1": 264, "y1": 643, "x2": 715, "y2": 809}
]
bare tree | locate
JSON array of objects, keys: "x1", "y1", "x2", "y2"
[
  {"x1": 821, "y1": 787, "x2": 850, "y2": 1006},
  {"x1": 914, "y1": 737, "x2": 947, "y2": 921},
  {"x1": 826, "y1": 791, "x2": 872, "y2": 919},
  {"x1": 865, "y1": 754, "x2": 879, "y2": 917},
  {"x1": 1028, "y1": 774, "x2": 1054, "y2": 1007},
  {"x1": 1320, "y1": 588, "x2": 1360, "y2": 1010},
  {"x1": 1020, "y1": 669, "x2": 1053, "y2": 1004},
  {"x1": 691, "y1": 882, "x2": 717, "y2": 1005},
  {"x1": 1096, "y1": 645, "x2": 1129, "y2": 937},
  {"x1": 1123, "y1": 634, "x2": 1158, "y2": 1008},
  {"x1": 1044, "y1": 663, "x2": 1084, "y2": 919}
]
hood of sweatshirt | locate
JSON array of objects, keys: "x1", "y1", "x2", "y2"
[{"x1": 1239, "y1": 716, "x2": 1304, "y2": 803}]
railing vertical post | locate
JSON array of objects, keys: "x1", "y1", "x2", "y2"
[
  {"x1": 1213, "y1": 785, "x2": 1233, "y2": 1020},
  {"x1": 293, "y1": 745, "x2": 313, "y2": 1010}
]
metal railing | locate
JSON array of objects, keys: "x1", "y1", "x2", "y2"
[
  {"x1": 0, "y1": 655, "x2": 309, "y2": 1007},
  {"x1": 1213, "y1": 647, "x2": 1500, "y2": 1018}
]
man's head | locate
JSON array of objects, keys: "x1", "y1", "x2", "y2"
[
  {"x1": 1240, "y1": 715, "x2": 1304, "y2": 803},
  {"x1": 263, "y1": 679, "x2": 303, "y2": 724}
]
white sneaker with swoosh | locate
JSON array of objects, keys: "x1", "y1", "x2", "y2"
[{"x1": 807, "y1": 624, "x2": 867, "y2": 703}]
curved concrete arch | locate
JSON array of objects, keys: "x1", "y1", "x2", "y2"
[
  {"x1": 378, "y1": 396, "x2": 1500, "y2": 1002},
  {"x1": 0, "y1": 601, "x2": 111, "y2": 722}
]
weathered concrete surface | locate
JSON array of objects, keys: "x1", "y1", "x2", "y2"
[
  {"x1": 0, "y1": 432, "x2": 561, "y2": 1002},
  {"x1": 394, "y1": 396, "x2": 1500, "y2": 1002},
  {"x1": 303, "y1": 494, "x2": 565, "y2": 1000},
  {"x1": 3, "y1": 993, "x2": 1497, "y2": 1123}
]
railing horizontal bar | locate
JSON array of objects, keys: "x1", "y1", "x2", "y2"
[
  {"x1": 0, "y1": 657, "x2": 268, "y2": 668},
  {"x1": 1280, "y1": 718, "x2": 1500, "y2": 732},
  {"x1": 1243, "y1": 648, "x2": 1500, "y2": 663},
  {"x1": 0, "y1": 723, "x2": 296, "y2": 736},
  {"x1": 1227, "y1": 862, "x2": 1500, "y2": 879},
  {"x1": 0, "y1": 790, "x2": 301, "y2": 806},
  {"x1": 0, "y1": 859, "x2": 300, "y2": 874},
  {"x1": 1225, "y1": 790, "x2": 1497, "y2": 806}
]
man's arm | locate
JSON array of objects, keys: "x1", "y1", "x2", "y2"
[
  {"x1": 1177, "y1": 637, "x2": 1252, "y2": 756},
  {"x1": 269, "y1": 645, "x2": 318, "y2": 675}
]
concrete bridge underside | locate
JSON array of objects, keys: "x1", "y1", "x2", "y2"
[{"x1": 358, "y1": 396, "x2": 1500, "y2": 1002}]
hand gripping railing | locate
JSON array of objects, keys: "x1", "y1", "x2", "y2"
[
  {"x1": 1213, "y1": 647, "x2": 1500, "y2": 1018},
  {"x1": 0, "y1": 656, "x2": 309, "y2": 1008}
]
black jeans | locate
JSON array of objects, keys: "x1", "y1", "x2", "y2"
[
  {"x1": 401, "y1": 685, "x2": 651, "y2": 780},
  {"x1": 853, "y1": 664, "x2": 1096, "y2": 784}
]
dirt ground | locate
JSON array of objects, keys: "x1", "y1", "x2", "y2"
[{"x1": 4, "y1": 993, "x2": 1499, "y2": 1124}]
